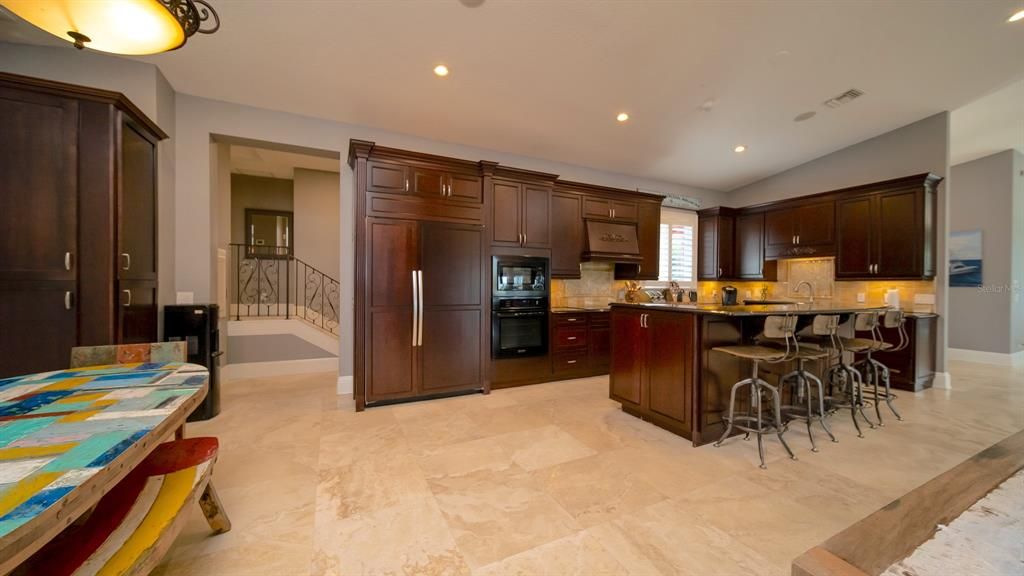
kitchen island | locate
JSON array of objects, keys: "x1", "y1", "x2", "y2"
[{"x1": 609, "y1": 301, "x2": 890, "y2": 446}]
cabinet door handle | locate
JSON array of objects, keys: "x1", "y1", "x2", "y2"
[
  {"x1": 567, "y1": 360, "x2": 578, "y2": 365},
  {"x1": 612, "y1": 208, "x2": 616, "y2": 219},
  {"x1": 64, "y1": 251, "x2": 72, "y2": 271},
  {"x1": 64, "y1": 291, "x2": 73, "y2": 310},
  {"x1": 404, "y1": 178, "x2": 409, "y2": 192},
  {"x1": 567, "y1": 336, "x2": 577, "y2": 340},
  {"x1": 412, "y1": 269, "x2": 419, "y2": 346},
  {"x1": 523, "y1": 233, "x2": 527, "y2": 246},
  {"x1": 122, "y1": 289, "x2": 132, "y2": 307},
  {"x1": 121, "y1": 252, "x2": 131, "y2": 271},
  {"x1": 718, "y1": 267, "x2": 723, "y2": 278}
]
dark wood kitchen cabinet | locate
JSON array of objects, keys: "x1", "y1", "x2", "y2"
[
  {"x1": 873, "y1": 314, "x2": 937, "y2": 391},
  {"x1": 550, "y1": 311, "x2": 611, "y2": 376},
  {"x1": 734, "y1": 212, "x2": 777, "y2": 280},
  {"x1": 351, "y1": 141, "x2": 491, "y2": 409},
  {"x1": 550, "y1": 191, "x2": 583, "y2": 278},
  {"x1": 0, "y1": 73, "x2": 165, "y2": 378},
  {"x1": 836, "y1": 174, "x2": 939, "y2": 280},
  {"x1": 615, "y1": 199, "x2": 661, "y2": 281},
  {"x1": 363, "y1": 217, "x2": 486, "y2": 404},
  {"x1": 583, "y1": 196, "x2": 638, "y2": 222},
  {"x1": 697, "y1": 207, "x2": 736, "y2": 280},
  {"x1": 610, "y1": 307, "x2": 694, "y2": 436},
  {"x1": 764, "y1": 200, "x2": 835, "y2": 259},
  {"x1": 488, "y1": 166, "x2": 556, "y2": 249}
]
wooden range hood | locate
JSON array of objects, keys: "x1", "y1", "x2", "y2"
[{"x1": 581, "y1": 219, "x2": 643, "y2": 264}]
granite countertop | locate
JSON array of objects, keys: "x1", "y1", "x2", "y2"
[
  {"x1": 551, "y1": 306, "x2": 611, "y2": 313},
  {"x1": 610, "y1": 301, "x2": 892, "y2": 316}
]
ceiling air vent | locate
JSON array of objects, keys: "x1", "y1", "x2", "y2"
[{"x1": 823, "y1": 88, "x2": 865, "y2": 109}]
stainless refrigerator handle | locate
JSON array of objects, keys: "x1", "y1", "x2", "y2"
[
  {"x1": 417, "y1": 270, "x2": 424, "y2": 346},
  {"x1": 412, "y1": 270, "x2": 419, "y2": 346}
]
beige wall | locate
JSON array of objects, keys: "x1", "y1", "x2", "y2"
[
  {"x1": 229, "y1": 174, "x2": 294, "y2": 245},
  {"x1": 293, "y1": 169, "x2": 341, "y2": 280}
]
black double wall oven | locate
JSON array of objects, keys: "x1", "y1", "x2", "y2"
[{"x1": 492, "y1": 256, "x2": 549, "y2": 359}]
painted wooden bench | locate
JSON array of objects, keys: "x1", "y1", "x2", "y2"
[{"x1": 12, "y1": 437, "x2": 230, "y2": 576}]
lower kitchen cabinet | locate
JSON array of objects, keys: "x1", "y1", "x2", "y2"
[
  {"x1": 551, "y1": 311, "x2": 612, "y2": 377},
  {"x1": 610, "y1": 308, "x2": 695, "y2": 436},
  {"x1": 873, "y1": 314, "x2": 937, "y2": 391}
]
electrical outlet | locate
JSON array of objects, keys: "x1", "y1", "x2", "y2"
[
  {"x1": 856, "y1": 293, "x2": 866, "y2": 303},
  {"x1": 745, "y1": 290, "x2": 752, "y2": 299}
]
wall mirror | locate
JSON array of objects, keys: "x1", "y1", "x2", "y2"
[{"x1": 245, "y1": 209, "x2": 293, "y2": 258}]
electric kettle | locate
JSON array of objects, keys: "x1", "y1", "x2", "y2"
[{"x1": 722, "y1": 286, "x2": 739, "y2": 306}]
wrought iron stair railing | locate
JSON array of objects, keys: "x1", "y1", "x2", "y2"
[{"x1": 229, "y1": 243, "x2": 340, "y2": 335}]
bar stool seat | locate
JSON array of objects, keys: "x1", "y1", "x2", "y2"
[{"x1": 713, "y1": 315, "x2": 799, "y2": 469}]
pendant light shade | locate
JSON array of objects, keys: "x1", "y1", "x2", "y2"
[{"x1": 1, "y1": 0, "x2": 219, "y2": 55}]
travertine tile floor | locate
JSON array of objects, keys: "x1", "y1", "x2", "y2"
[{"x1": 154, "y1": 360, "x2": 1023, "y2": 575}]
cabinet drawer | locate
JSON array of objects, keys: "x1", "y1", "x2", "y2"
[
  {"x1": 554, "y1": 326, "x2": 588, "y2": 349},
  {"x1": 588, "y1": 312, "x2": 610, "y2": 328},
  {"x1": 553, "y1": 351, "x2": 588, "y2": 373},
  {"x1": 554, "y1": 313, "x2": 588, "y2": 326}
]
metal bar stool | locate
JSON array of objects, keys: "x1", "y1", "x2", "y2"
[
  {"x1": 823, "y1": 313, "x2": 880, "y2": 435},
  {"x1": 854, "y1": 309, "x2": 906, "y2": 424},
  {"x1": 807, "y1": 314, "x2": 873, "y2": 438},
  {"x1": 713, "y1": 315, "x2": 800, "y2": 469},
  {"x1": 776, "y1": 316, "x2": 838, "y2": 452}
]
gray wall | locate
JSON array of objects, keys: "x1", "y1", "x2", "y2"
[
  {"x1": 294, "y1": 169, "x2": 341, "y2": 279},
  {"x1": 1013, "y1": 151, "x2": 1024, "y2": 355},
  {"x1": 725, "y1": 113, "x2": 951, "y2": 372},
  {"x1": 949, "y1": 151, "x2": 1017, "y2": 354},
  {"x1": 230, "y1": 174, "x2": 294, "y2": 245}
]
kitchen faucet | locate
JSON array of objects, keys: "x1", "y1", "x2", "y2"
[{"x1": 795, "y1": 281, "x2": 815, "y2": 303}]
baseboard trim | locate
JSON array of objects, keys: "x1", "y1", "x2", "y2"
[
  {"x1": 337, "y1": 375, "x2": 353, "y2": 395},
  {"x1": 223, "y1": 357, "x2": 338, "y2": 381},
  {"x1": 932, "y1": 372, "x2": 952, "y2": 390},
  {"x1": 948, "y1": 348, "x2": 1024, "y2": 367}
]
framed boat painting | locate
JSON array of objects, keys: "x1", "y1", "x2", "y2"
[{"x1": 949, "y1": 231, "x2": 983, "y2": 287}]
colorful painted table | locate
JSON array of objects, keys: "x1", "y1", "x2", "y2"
[{"x1": 0, "y1": 362, "x2": 208, "y2": 573}]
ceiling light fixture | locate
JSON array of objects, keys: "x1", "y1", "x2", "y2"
[
  {"x1": 616, "y1": 112, "x2": 629, "y2": 122},
  {"x1": 433, "y1": 64, "x2": 449, "y2": 77},
  {"x1": 734, "y1": 145, "x2": 747, "y2": 153},
  {"x1": 1009, "y1": 9, "x2": 1024, "y2": 22},
  {"x1": 1, "y1": 0, "x2": 220, "y2": 55}
]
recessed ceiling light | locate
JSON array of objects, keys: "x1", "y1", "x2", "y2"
[
  {"x1": 433, "y1": 64, "x2": 449, "y2": 77},
  {"x1": 734, "y1": 145, "x2": 746, "y2": 153},
  {"x1": 1009, "y1": 9, "x2": 1024, "y2": 22},
  {"x1": 616, "y1": 112, "x2": 629, "y2": 122}
]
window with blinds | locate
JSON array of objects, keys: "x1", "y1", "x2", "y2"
[{"x1": 658, "y1": 208, "x2": 698, "y2": 286}]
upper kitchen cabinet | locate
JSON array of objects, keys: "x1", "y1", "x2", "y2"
[
  {"x1": 697, "y1": 207, "x2": 736, "y2": 280},
  {"x1": 583, "y1": 196, "x2": 638, "y2": 222},
  {"x1": 550, "y1": 190, "x2": 583, "y2": 278},
  {"x1": 734, "y1": 212, "x2": 777, "y2": 281},
  {"x1": 487, "y1": 166, "x2": 556, "y2": 249},
  {"x1": 836, "y1": 174, "x2": 940, "y2": 280},
  {"x1": 615, "y1": 199, "x2": 662, "y2": 281},
  {"x1": 353, "y1": 142, "x2": 486, "y2": 225},
  {"x1": 763, "y1": 200, "x2": 835, "y2": 259}
]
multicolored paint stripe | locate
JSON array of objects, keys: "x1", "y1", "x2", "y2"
[{"x1": 0, "y1": 363, "x2": 206, "y2": 539}]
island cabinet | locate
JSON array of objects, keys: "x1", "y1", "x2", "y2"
[
  {"x1": 610, "y1": 308, "x2": 696, "y2": 437},
  {"x1": 0, "y1": 73, "x2": 165, "y2": 379},
  {"x1": 763, "y1": 200, "x2": 836, "y2": 259},
  {"x1": 550, "y1": 190, "x2": 583, "y2": 278},
  {"x1": 835, "y1": 174, "x2": 940, "y2": 280},
  {"x1": 487, "y1": 166, "x2": 556, "y2": 249},
  {"x1": 873, "y1": 314, "x2": 937, "y2": 391},
  {"x1": 697, "y1": 207, "x2": 736, "y2": 280}
]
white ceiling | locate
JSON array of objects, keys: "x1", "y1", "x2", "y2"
[
  {"x1": 950, "y1": 79, "x2": 1024, "y2": 166},
  {"x1": 4, "y1": 1, "x2": 1024, "y2": 191},
  {"x1": 229, "y1": 144, "x2": 340, "y2": 180}
]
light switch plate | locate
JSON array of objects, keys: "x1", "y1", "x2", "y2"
[
  {"x1": 857, "y1": 293, "x2": 866, "y2": 303},
  {"x1": 745, "y1": 290, "x2": 752, "y2": 299}
]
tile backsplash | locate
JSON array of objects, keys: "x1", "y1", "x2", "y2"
[
  {"x1": 697, "y1": 257, "x2": 936, "y2": 311},
  {"x1": 550, "y1": 262, "x2": 626, "y2": 308}
]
